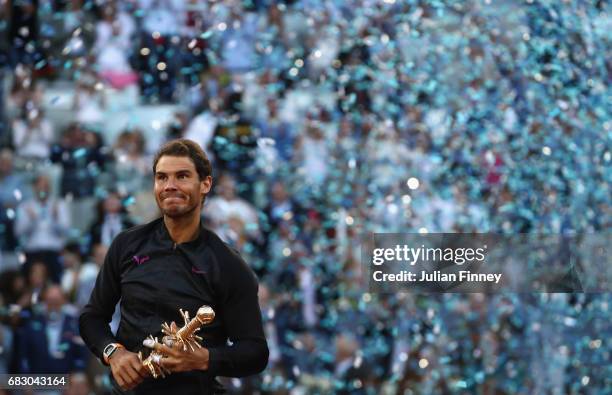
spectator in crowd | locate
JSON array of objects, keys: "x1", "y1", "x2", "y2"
[
  {"x1": 265, "y1": 219, "x2": 296, "y2": 270},
  {"x1": 88, "y1": 191, "x2": 134, "y2": 249},
  {"x1": 0, "y1": 295, "x2": 14, "y2": 377},
  {"x1": 257, "y1": 284, "x2": 281, "y2": 370},
  {"x1": 255, "y1": 96, "x2": 296, "y2": 166},
  {"x1": 183, "y1": 108, "x2": 218, "y2": 159},
  {"x1": 8, "y1": 0, "x2": 42, "y2": 66},
  {"x1": 111, "y1": 130, "x2": 151, "y2": 196},
  {"x1": 187, "y1": 66, "x2": 230, "y2": 116},
  {"x1": 0, "y1": 148, "x2": 30, "y2": 259},
  {"x1": 204, "y1": 173, "x2": 260, "y2": 245},
  {"x1": 0, "y1": 1, "x2": 609, "y2": 393},
  {"x1": 165, "y1": 111, "x2": 190, "y2": 141},
  {"x1": 72, "y1": 71, "x2": 106, "y2": 126},
  {"x1": 93, "y1": 2, "x2": 138, "y2": 90},
  {"x1": 219, "y1": 3, "x2": 258, "y2": 73},
  {"x1": 0, "y1": 270, "x2": 27, "y2": 307},
  {"x1": 73, "y1": 243, "x2": 107, "y2": 308},
  {"x1": 6, "y1": 64, "x2": 43, "y2": 120},
  {"x1": 64, "y1": 372, "x2": 94, "y2": 395},
  {"x1": 25, "y1": 260, "x2": 50, "y2": 307},
  {"x1": 15, "y1": 174, "x2": 71, "y2": 283},
  {"x1": 15, "y1": 285, "x2": 88, "y2": 374},
  {"x1": 0, "y1": 71, "x2": 5, "y2": 149},
  {"x1": 333, "y1": 333, "x2": 371, "y2": 395},
  {"x1": 293, "y1": 117, "x2": 330, "y2": 188},
  {"x1": 136, "y1": 0, "x2": 184, "y2": 102},
  {"x1": 264, "y1": 181, "x2": 298, "y2": 231},
  {"x1": 11, "y1": 104, "x2": 54, "y2": 161},
  {"x1": 210, "y1": 92, "x2": 259, "y2": 192},
  {"x1": 60, "y1": 243, "x2": 98, "y2": 309},
  {"x1": 253, "y1": 6, "x2": 290, "y2": 74},
  {"x1": 88, "y1": 243, "x2": 107, "y2": 272},
  {"x1": 51, "y1": 124, "x2": 109, "y2": 199},
  {"x1": 364, "y1": 122, "x2": 411, "y2": 190},
  {"x1": 59, "y1": 0, "x2": 97, "y2": 50}
]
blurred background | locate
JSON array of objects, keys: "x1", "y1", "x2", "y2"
[{"x1": 0, "y1": 0, "x2": 610, "y2": 394}]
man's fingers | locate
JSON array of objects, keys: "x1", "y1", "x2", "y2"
[
  {"x1": 138, "y1": 360, "x2": 151, "y2": 377},
  {"x1": 123, "y1": 367, "x2": 139, "y2": 385},
  {"x1": 125, "y1": 361, "x2": 145, "y2": 384},
  {"x1": 121, "y1": 354, "x2": 147, "y2": 382},
  {"x1": 159, "y1": 355, "x2": 181, "y2": 372},
  {"x1": 114, "y1": 373, "x2": 125, "y2": 389},
  {"x1": 129, "y1": 357, "x2": 148, "y2": 379},
  {"x1": 116, "y1": 368, "x2": 137, "y2": 390},
  {"x1": 120, "y1": 372, "x2": 143, "y2": 391},
  {"x1": 112, "y1": 354, "x2": 147, "y2": 390},
  {"x1": 116, "y1": 372, "x2": 132, "y2": 391},
  {"x1": 149, "y1": 341, "x2": 181, "y2": 357},
  {"x1": 143, "y1": 338, "x2": 168, "y2": 352}
]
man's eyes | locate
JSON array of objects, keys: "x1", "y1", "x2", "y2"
[{"x1": 156, "y1": 174, "x2": 190, "y2": 180}]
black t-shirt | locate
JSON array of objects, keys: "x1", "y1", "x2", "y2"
[{"x1": 79, "y1": 218, "x2": 269, "y2": 394}]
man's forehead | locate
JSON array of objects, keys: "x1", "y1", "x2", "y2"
[{"x1": 155, "y1": 156, "x2": 196, "y2": 172}]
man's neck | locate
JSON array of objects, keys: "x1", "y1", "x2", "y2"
[{"x1": 163, "y1": 214, "x2": 201, "y2": 244}]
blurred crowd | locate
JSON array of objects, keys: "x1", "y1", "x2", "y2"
[{"x1": 0, "y1": 0, "x2": 610, "y2": 394}]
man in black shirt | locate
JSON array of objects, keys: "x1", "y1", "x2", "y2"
[{"x1": 79, "y1": 139, "x2": 269, "y2": 394}]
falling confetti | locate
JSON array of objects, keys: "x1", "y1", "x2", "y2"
[{"x1": 0, "y1": 0, "x2": 609, "y2": 394}]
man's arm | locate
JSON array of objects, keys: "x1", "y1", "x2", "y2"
[
  {"x1": 206, "y1": 252, "x2": 269, "y2": 377},
  {"x1": 78, "y1": 235, "x2": 148, "y2": 390},
  {"x1": 78, "y1": 237, "x2": 123, "y2": 361}
]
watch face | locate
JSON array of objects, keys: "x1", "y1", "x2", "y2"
[{"x1": 104, "y1": 344, "x2": 116, "y2": 357}]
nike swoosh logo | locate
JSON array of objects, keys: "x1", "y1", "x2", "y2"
[
  {"x1": 191, "y1": 267, "x2": 206, "y2": 274},
  {"x1": 133, "y1": 256, "x2": 150, "y2": 265}
]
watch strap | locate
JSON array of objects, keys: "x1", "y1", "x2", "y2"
[{"x1": 103, "y1": 343, "x2": 125, "y2": 365}]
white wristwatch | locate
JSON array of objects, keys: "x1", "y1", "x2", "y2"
[{"x1": 103, "y1": 343, "x2": 124, "y2": 364}]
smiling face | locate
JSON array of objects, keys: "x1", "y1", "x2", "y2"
[{"x1": 154, "y1": 155, "x2": 212, "y2": 219}]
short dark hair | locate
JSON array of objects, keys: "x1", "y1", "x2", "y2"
[{"x1": 152, "y1": 139, "x2": 212, "y2": 180}]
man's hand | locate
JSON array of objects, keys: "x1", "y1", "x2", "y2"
[
  {"x1": 150, "y1": 342, "x2": 210, "y2": 373},
  {"x1": 108, "y1": 348, "x2": 149, "y2": 390}
]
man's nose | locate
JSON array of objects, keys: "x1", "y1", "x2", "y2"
[{"x1": 164, "y1": 177, "x2": 178, "y2": 190}]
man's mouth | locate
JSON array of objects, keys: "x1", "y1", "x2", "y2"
[{"x1": 163, "y1": 195, "x2": 185, "y2": 201}]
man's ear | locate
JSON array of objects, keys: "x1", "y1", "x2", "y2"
[{"x1": 201, "y1": 176, "x2": 212, "y2": 195}]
